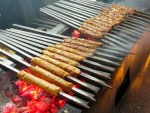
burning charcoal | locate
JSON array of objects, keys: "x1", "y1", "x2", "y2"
[
  {"x1": 2, "y1": 102, "x2": 17, "y2": 113},
  {"x1": 17, "y1": 106, "x2": 30, "y2": 113},
  {"x1": 72, "y1": 30, "x2": 81, "y2": 37},
  {"x1": 5, "y1": 91, "x2": 13, "y2": 97},
  {"x1": 11, "y1": 95, "x2": 21, "y2": 103}
]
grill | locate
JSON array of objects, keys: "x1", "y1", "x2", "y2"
[{"x1": 0, "y1": 0, "x2": 150, "y2": 113}]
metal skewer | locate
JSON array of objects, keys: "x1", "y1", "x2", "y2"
[
  {"x1": 0, "y1": 40, "x2": 99, "y2": 93},
  {"x1": 11, "y1": 24, "x2": 131, "y2": 56},
  {"x1": 0, "y1": 37, "x2": 111, "y2": 88},
  {"x1": 47, "y1": 3, "x2": 149, "y2": 32},
  {"x1": 41, "y1": 7, "x2": 145, "y2": 40},
  {"x1": 59, "y1": 0, "x2": 150, "y2": 23},
  {"x1": 1, "y1": 31, "x2": 118, "y2": 70},
  {"x1": 0, "y1": 61, "x2": 89, "y2": 109},
  {"x1": 57, "y1": 0, "x2": 100, "y2": 14},
  {"x1": 70, "y1": 0, "x2": 150, "y2": 22},
  {"x1": 72, "y1": 0, "x2": 110, "y2": 7},
  {"x1": 0, "y1": 48, "x2": 96, "y2": 101},
  {"x1": 56, "y1": 1, "x2": 149, "y2": 22},
  {"x1": 45, "y1": 5, "x2": 146, "y2": 38},
  {"x1": 6, "y1": 29, "x2": 124, "y2": 61},
  {"x1": 54, "y1": 1, "x2": 149, "y2": 28},
  {"x1": 40, "y1": 8, "x2": 135, "y2": 45}
]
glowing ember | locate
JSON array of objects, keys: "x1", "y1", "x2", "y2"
[
  {"x1": 3, "y1": 80, "x2": 66, "y2": 113},
  {"x1": 73, "y1": 30, "x2": 95, "y2": 41},
  {"x1": 3, "y1": 68, "x2": 67, "y2": 113},
  {"x1": 72, "y1": 30, "x2": 81, "y2": 37},
  {"x1": 3, "y1": 61, "x2": 85, "y2": 113}
]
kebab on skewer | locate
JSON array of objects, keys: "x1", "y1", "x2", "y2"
[
  {"x1": 0, "y1": 61, "x2": 90, "y2": 108},
  {"x1": 0, "y1": 48, "x2": 96, "y2": 101},
  {"x1": 0, "y1": 39, "x2": 111, "y2": 92}
]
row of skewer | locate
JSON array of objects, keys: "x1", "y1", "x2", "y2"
[
  {"x1": 0, "y1": 25, "x2": 130, "y2": 109},
  {"x1": 40, "y1": 0, "x2": 150, "y2": 48}
]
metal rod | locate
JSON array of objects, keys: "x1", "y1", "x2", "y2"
[
  {"x1": 69, "y1": 0, "x2": 104, "y2": 10},
  {"x1": 114, "y1": 26, "x2": 143, "y2": 39},
  {"x1": 128, "y1": 15, "x2": 150, "y2": 23},
  {"x1": 1, "y1": 30, "x2": 52, "y2": 47},
  {"x1": 7, "y1": 29, "x2": 63, "y2": 42},
  {"x1": 40, "y1": 8, "x2": 141, "y2": 47},
  {"x1": 40, "y1": 9, "x2": 79, "y2": 29},
  {"x1": 0, "y1": 40, "x2": 33, "y2": 59},
  {"x1": 0, "y1": 61, "x2": 90, "y2": 109},
  {"x1": 55, "y1": 1, "x2": 99, "y2": 15},
  {"x1": 0, "y1": 35, "x2": 111, "y2": 88},
  {"x1": 77, "y1": 65, "x2": 111, "y2": 79},
  {"x1": 111, "y1": 30, "x2": 138, "y2": 43},
  {"x1": 41, "y1": 6, "x2": 146, "y2": 39},
  {"x1": 71, "y1": 0, "x2": 110, "y2": 7},
  {"x1": 1, "y1": 31, "x2": 117, "y2": 70},
  {"x1": 0, "y1": 61, "x2": 20, "y2": 73},
  {"x1": 103, "y1": 36, "x2": 130, "y2": 50},
  {"x1": 69, "y1": 0, "x2": 150, "y2": 22},
  {"x1": 0, "y1": 35, "x2": 41, "y2": 56},
  {"x1": 0, "y1": 39, "x2": 98, "y2": 93},
  {"x1": 33, "y1": 18, "x2": 60, "y2": 26},
  {"x1": 58, "y1": 0, "x2": 100, "y2": 14},
  {"x1": 44, "y1": 5, "x2": 149, "y2": 35},
  {"x1": 124, "y1": 21, "x2": 148, "y2": 30},
  {"x1": 12, "y1": 24, "x2": 66, "y2": 39},
  {"x1": 42, "y1": 7, "x2": 82, "y2": 25},
  {"x1": 102, "y1": 45, "x2": 134, "y2": 55},
  {"x1": 59, "y1": 92, "x2": 89, "y2": 109},
  {"x1": 79, "y1": 72, "x2": 111, "y2": 88},
  {"x1": 6, "y1": 29, "x2": 123, "y2": 62},
  {"x1": 54, "y1": 2, "x2": 95, "y2": 17},
  {"x1": 9, "y1": 24, "x2": 130, "y2": 57},
  {"x1": 120, "y1": 23, "x2": 147, "y2": 33},
  {"x1": 0, "y1": 49, "x2": 96, "y2": 101},
  {"x1": 97, "y1": 48, "x2": 127, "y2": 57},
  {"x1": 4, "y1": 37, "x2": 116, "y2": 73},
  {"x1": 126, "y1": 18, "x2": 149, "y2": 26},
  {"x1": 32, "y1": 22, "x2": 54, "y2": 29},
  {"x1": 47, "y1": 5, "x2": 88, "y2": 20},
  {"x1": 95, "y1": 51, "x2": 123, "y2": 61},
  {"x1": 0, "y1": 48, "x2": 31, "y2": 67},
  {"x1": 107, "y1": 33, "x2": 129, "y2": 43},
  {"x1": 7, "y1": 28, "x2": 129, "y2": 55},
  {"x1": 1, "y1": 32, "x2": 48, "y2": 49},
  {"x1": 137, "y1": 11, "x2": 150, "y2": 16}
]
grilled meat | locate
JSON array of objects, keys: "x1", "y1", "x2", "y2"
[{"x1": 18, "y1": 70, "x2": 61, "y2": 96}]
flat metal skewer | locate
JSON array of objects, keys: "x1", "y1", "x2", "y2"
[
  {"x1": 0, "y1": 61, "x2": 89, "y2": 109},
  {"x1": 40, "y1": 8, "x2": 137, "y2": 46},
  {"x1": 41, "y1": 7, "x2": 145, "y2": 40},
  {"x1": 0, "y1": 37, "x2": 112, "y2": 88},
  {"x1": 69, "y1": 0, "x2": 150, "y2": 22},
  {"x1": 52, "y1": 0, "x2": 148, "y2": 24},
  {"x1": 55, "y1": 0, "x2": 150, "y2": 23},
  {"x1": 10, "y1": 24, "x2": 132, "y2": 56},
  {"x1": 0, "y1": 48, "x2": 96, "y2": 101},
  {"x1": 7, "y1": 26, "x2": 126, "y2": 60},
  {"x1": 6, "y1": 29, "x2": 124, "y2": 61},
  {"x1": 1, "y1": 31, "x2": 117, "y2": 70},
  {"x1": 2, "y1": 29, "x2": 121, "y2": 68}
]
